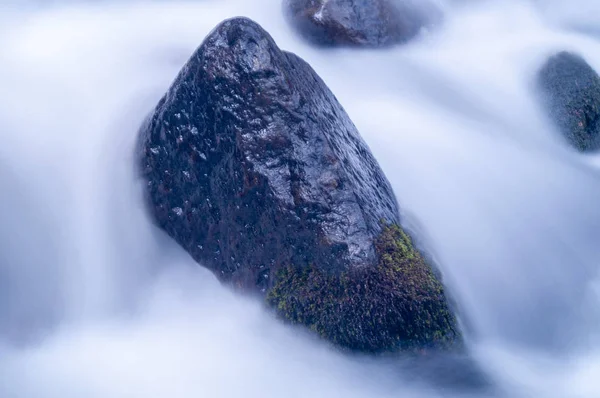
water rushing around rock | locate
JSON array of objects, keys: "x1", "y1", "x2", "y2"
[{"x1": 1, "y1": 0, "x2": 600, "y2": 397}]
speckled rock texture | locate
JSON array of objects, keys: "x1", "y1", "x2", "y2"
[
  {"x1": 139, "y1": 17, "x2": 460, "y2": 353},
  {"x1": 538, "y1": 51, "x2": 600, "y2": 152},
  {"x1": 283, "y1": 0, "x2": 439, "y2": 47}
]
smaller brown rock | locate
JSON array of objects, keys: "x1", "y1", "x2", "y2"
[{"x1": 284, "y1": 0, "x2": 440, "y2": 47}]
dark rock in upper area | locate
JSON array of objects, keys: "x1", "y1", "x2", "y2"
[
  {"x1": 283, "y1": 0, "x2": 439, "y2": 47},
  {"x1": 139, "y1": 17, "x2": 460, "y2": 352},
  {"x1": 537, "y1": 51, "x2": 600, "y2": 152}
]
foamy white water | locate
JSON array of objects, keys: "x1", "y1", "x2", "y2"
[{"x1": 1, "y1": 0, "x2": 600, "y2": 397}]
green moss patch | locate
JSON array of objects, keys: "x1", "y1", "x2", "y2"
[{"x1": 266, "y1": 224, "x2": 461, "y2": 353}]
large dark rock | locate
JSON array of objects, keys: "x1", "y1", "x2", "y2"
[
  {"x1": 139, "y1": 17, "x2": 460, "y2": 353},
  {"x1": 537, "y1": 51, "x2": 600, "y2": 152},
  {"x1": 283, "y1": 0, "x2": 438, "y2": 47}
]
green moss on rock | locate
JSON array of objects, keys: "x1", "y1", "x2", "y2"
[{"x1": 266, "y1": 224, "x2": 461, "y2": 353}]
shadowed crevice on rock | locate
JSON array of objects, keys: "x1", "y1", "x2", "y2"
[{"x1": 138, "y1": 16, "x2": 460, "y2": 353}]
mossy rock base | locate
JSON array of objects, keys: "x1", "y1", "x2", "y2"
[{"x1": 267, "y1": 224, "x2": 461, "y2": 353}]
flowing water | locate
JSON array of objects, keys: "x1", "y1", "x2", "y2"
[{"x1": 1, "y1": 0, "x2": 600, "y2": 396}]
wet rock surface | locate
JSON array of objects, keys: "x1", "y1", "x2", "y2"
[
  {"x1": 538, "y1": 51, "x2": 600, "y2": 152},
  {"x1": 283, "y1": 0, "x2": 437, "y2": 47},
  {"x1": 139, "y1": 17, "x2": 460, "y2": 352}
]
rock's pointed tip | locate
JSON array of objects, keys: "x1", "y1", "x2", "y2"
[
  {"x1": 181, "y1": 16, "x2": 283, "y2": 79},
  {"x1": 211, "y1": 16, "x2": 262, "y2": 30},
  {"x1": 205, "y1": 16, "x2": 272, "y2": 43}
]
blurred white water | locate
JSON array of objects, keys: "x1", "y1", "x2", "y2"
[{"x1": 1, "y1": 0, "x2": 600, "y2": 397}]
